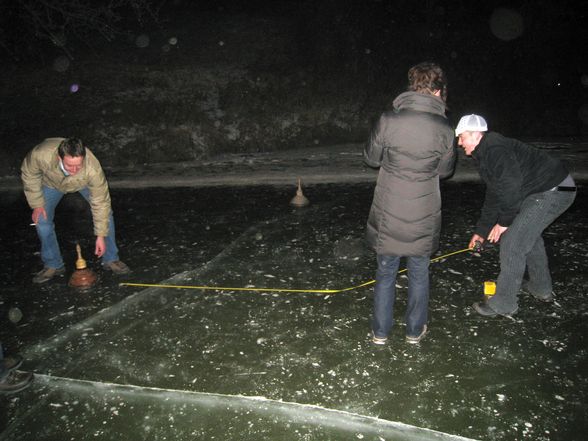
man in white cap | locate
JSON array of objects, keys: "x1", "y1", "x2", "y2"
[{"x1": 456, "y1": 114, "x2": 576, "y2": 316}]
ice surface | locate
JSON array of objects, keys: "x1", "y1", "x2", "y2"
[
  {"x1": 1, "y1": 182, "x2": 587, "y2": 440},
  {"x1": 2, "y1": 374, "x2": 479, "y2": 441}
]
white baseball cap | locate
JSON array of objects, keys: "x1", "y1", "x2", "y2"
[{"x1": 455, "y1": 114, "x2": 488, "y2": 136}]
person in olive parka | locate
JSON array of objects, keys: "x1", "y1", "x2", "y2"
[{"x1": 364, "y1": 62, "x2": 456, "y2": 345}]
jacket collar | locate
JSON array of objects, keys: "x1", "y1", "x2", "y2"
[
  {"x1": 472, "y1": 133, "x2": 488, "y2": 160},
  {"x1": 393, "y1": 91, "x2": 447, "y2": 116},
  {"x1": 58, "y1": 158, "x2": 70, "y2": 176}
]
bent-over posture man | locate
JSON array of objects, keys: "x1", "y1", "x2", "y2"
[
  {"x1": 21, "y1": 137, "x2": 130, "y2": 283},
  {"x1": 456, "y1": 114, "x2": 576, "y2": 317}
]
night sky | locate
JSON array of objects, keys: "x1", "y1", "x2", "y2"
[
  {"x1": 1, "y1": 0, "x2": 587, "y2": 147},
  {"x1": 205, "y1": 0, "x2": 588, "y2": 135}
]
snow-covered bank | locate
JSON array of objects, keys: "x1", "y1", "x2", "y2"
[{"x1": 1, "y1": 140, "x2": 587, "y2": 191}]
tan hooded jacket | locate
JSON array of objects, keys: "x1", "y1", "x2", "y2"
[{"x1": 21, "y1": 138, "x2": 112, "y2": 237}]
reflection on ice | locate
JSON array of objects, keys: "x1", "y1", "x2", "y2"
[
  {"x1": 6, "y1": 374, "x2": 478, "y2": 441},
  {"x1": 1, "y1": 183, "x2": 586, "y2": 441}
]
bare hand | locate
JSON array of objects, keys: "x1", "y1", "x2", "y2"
[
  {"x1": 32, "y1": 207, "x2": 47, "y2": 224},
  {"x1": 468, "y1": 234, "x2": 485, "y2": 250},
  {"x1": 487, "y1": 224, "x2": 508, "y2": 243},
  {"x1": 95, "y1": 236, "x2": 106, "y2": 257}
]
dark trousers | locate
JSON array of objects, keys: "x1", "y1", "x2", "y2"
[{"x1": 488, "y1": 189, "x2": 576, "y2": 314}]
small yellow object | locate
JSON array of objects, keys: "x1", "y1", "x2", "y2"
[
  {"x1": 484, "y1": 281, "x2": 496, "y2": 296},
  {"x1": 69, "y1": 243, "x2": 97, "y2": 290},
  {"x1": 75, "y1": 243, "x2": 87, "y2": 269}
]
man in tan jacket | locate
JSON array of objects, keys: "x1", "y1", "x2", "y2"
[{"x1": 21, "y1": 137, "x2": 130, "y2": 283}]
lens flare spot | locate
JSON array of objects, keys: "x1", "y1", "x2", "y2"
[
  {"x1": 489, "y1": 8, "x2": 524, "y2": 41},
  {"x1": 52, "y1": 56, "x2": 70, "y2": 72},
  {"x1": 135, "y1": 34, "x2": 150, "y2": 48}
]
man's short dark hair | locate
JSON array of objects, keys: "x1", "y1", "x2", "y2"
[
  {"x1": 57, "y1": 138, "x2": 86, "y2": 159},
  {"x1": 407, "y1": 62, "x2": 448, "y2": 102}
]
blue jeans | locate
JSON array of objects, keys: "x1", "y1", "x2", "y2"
[
  {"x1": 372, "y1": 255, "x2": 430, "y2": 338},
  {"x1": 488, "y1": 189, "x2": 576, "y2": 314},
  {"x1": 35, "y1": 186, "x2": 120, "y2": 269}
]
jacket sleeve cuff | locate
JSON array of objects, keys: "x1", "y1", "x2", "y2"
[{"x1": 497, "y1": 215, "x2": 515, "y2": 227}]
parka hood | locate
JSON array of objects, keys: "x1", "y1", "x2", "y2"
[{"x1": 392, "y1": 91, "x2": 447, "y2": 117}]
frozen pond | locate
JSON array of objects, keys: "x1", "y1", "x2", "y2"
[{"x1": 1, "y1": 183, "x2": 586, "y2": 440}]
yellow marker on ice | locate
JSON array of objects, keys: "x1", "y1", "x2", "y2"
[{"x1": 484, "y1": 281, "x2": 496, "y2": 296}]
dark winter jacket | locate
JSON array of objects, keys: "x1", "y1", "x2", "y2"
[
  {"x1": 472, "y1": 132, "x2": 569, "y2": 237},
  {"x1": 364, "y1": 91, "x2": 455, "y2": 256}
]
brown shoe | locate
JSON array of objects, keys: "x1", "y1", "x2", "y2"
[
  {"x1": 0, "y1": 355, "x2": 23, "y2": 374},
  {"x1": 102, "y1": 260, "x2": 131, "y2": 274},
  {"x1": 33, "y1": 267, "x2": 65, "y2": 284},
  {"x1": 406, "y1": 324, "x2": 428, "y2": 344},
  {"x1": 0, "y1": 371, "x2": 34, "y2": 395},
  {"x1": 521, "y1": 280, "x2": 554, "y2": 303},
  {"x1": 371, "y1": 331, "x2": 388, "y2": 345}
]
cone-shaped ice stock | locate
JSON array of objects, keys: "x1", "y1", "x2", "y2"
[
  {"x1": 69, "y1": 243, "x2": 97, "y2": 289},
  {"x1": 290, "y1": 178, "x2": 310, "y2": 207},
  {"x1": 75, "y1": 243, "x2": 87, "y2": 269}
]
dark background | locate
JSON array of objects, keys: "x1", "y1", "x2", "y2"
[{"x1": 0, "y1": 0, "x2": 587, "y2": 173}]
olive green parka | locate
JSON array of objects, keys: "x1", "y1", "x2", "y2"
[{"x1": 364, "y1": 92, "x2": 455, "y2": 256}]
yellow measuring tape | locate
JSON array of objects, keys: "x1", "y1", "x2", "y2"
[{"x1": 120, "y1": 247, "x2": 473, "y2": 294}]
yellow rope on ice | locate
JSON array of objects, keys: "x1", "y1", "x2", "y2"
[{"x1": 120, "y1": 247, "x2": 474, "y2": 294}]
